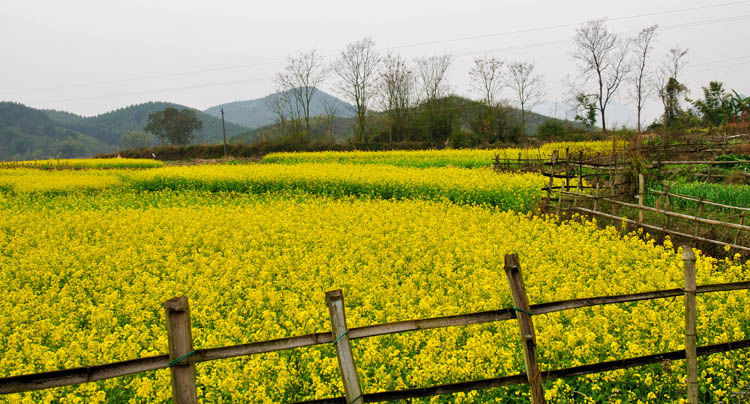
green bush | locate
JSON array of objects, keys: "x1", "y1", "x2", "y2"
[{"x1": 537, "y1": 120, "x2": 567, "y2": 140}]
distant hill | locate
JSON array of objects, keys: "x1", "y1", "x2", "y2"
[
  {"x1": 46, "y1": 101, "x2": 250, "y2": 146},
  {"x1": 230, "y1": 95, "x2": 569, "y2": 145},
  {"x1": 204, "y1": 89, "x2": 355, "y2": 129},
  {"x1": 0, "y1": 102, "x2": 108, "y2": 161}
]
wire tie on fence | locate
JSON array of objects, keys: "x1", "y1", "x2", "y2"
[
  {"x1": 332, "y1": 329, "x2": 350, "y2": 345},
  {"x1": 511, "y1": 306, "x2": 533, "y2": 316},
  {"x1": 168, "y1": 351, "x2": 196, "y2": 367}
]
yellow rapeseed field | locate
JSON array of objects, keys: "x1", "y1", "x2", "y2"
[
  {"x1": 0, "y1": 158, "x2": 163, "y2": 169},
  {"x1": 262, "y1": 140, "x2": 623, "y2": 168},
  {"x1": 0, "y1": 164, "x2": 551, "y2": 211},
  {"x1": 0, "y1": 190, "x2": 748, "y2": 403}
]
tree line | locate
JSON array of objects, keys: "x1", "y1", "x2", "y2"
[{"x1": 144, "y1": 19, "x2": 750, "y2": 148}]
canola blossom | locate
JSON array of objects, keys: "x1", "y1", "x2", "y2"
[
  {"x1": 0, "y1": 192, "x2": 748, "y2": 403},
  {"x1": 262, "y1": 140, "x2": 623, "y2": 168},
  {"x1": 0, "y1": 158, "x2": 164, "y2": 169},
  {"x1": 0, "y1": 164, "x2": 549, "y2": 211}
]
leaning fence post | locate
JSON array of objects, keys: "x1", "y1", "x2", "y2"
[
  {"x1": 504, "y1": 254, "x2": 545, "y2": 404},
  {"x1": 326, "y1": 290, "x2": 364, "y2": 404},
  {"x1": 683, "y1": 247, "x2": 698, "y2": 404},
  {"x1": 164, "y1": 296, "x2": 198, "y2": 404}
]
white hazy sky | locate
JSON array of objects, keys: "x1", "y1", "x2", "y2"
[{"x1": 1, "y1": 0, "x2": 749, "y2": 127}]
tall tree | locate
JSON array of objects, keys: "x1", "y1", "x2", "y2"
[
  {"x1": 656, "y1": 46, "x2": 689, "y2": 126},
  {"x1": 469, "y1": 57, "x2": 504, "y2": 109},
  {"x1": 571, "y1": 19, "x2": 630, "y2": 132},
  {"x1": 322, "y1": 96, "x2": 340, "y2": 143},
  {"x1": 378, "y1": 53, "x2": 415, "y2": 142},
  {"x1": 334, "y1": 37, "x2": 380, "y2": 143},
  {"x1": 630, "y1": 25, "x2": 658, "y2": 133},
  {"x1": 507, "y1": 61, "x2": 545, "y2": 135},
  {"x1": 276, "y1": 50, "x2": 327, "y2": 144},
  {"x1": 144, "y1": 107, "x2": 202, "y2": 146},
  {"x1": 415, "y1": 54, "x2": 452, "y2": 103}
]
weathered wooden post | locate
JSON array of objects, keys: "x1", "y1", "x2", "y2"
[
  {"x1": 164, "y1": 297, "x2": 198, "y2": 404},
  {"x1": 682, "y1": 247, "x2": 698, "y2": 404},
  {"x1": 735, "y1": 213, "x2": 746, "y2": 246},
  {"x1": 505, "y1": 254, "x2": 545, "y2": 404},
  {"x1": 545, "y1": 151, "x2": 558, "y2": 210},
  {"x1": 638, "y1": 174, "x2": 645, "y2": 225},
  {"x1": 326, "y1": 290, "x2": 364, "y2": 404}
]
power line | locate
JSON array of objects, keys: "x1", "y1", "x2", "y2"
[
  {"x1": 386, "y1": 0, "x2": 750, "y2": 51},
  {"x1": 5, "y1": 0, "x2": 749, "y2": 96},
  {"x1": 32, "y1": 12, "x2": 750, "y2": 106}
]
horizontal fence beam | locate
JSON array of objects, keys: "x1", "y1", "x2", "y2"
[
  {"x1": 294, "y1": 338, "x2": 750, "y2": 404},
  {"x1": 572, "y1": 206, "x2": 750, "y2": 252},
  {"x1": 565, "y1": 191, "x2": 750, "y2": 233},
  {"x1": 2, "y1": 281, "x2": 749, "y2": 395},
  {"x1": 648, "y1": 189, "x2": 750, "y2": 212}
]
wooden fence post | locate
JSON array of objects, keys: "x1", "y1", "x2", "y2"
[
  {"x1": 545, "y1": 151, "x2": 558, "y2": 210},
  {"x1": 683, "y1": 248, "x2": 698, "y2": 404},
  {"x1": 638, "y1": 174, "x2": 645, "y2": 225},
  {"x1": 735, "y1": 213, "x2": 746, "y2": 245},
  {"x1": 504, "y1": 254, "x2": 545, "y2": 404},
  {"x1": 164, "y1": 296, "x2": 198, "y2": 404},
  {"x1": 326, "y1": 290, "x2": 364, "y2": 404}
]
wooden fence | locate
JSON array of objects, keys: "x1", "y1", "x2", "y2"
[{"x1": 1, "y1": 252, "x2": 749, "y2": 403}]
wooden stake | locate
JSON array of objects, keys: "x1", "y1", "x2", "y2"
[
  {"x1": 545, "y1": 151, "x2": 558, "y2": 209},
  {"x1": 504, "y1": 254, "x2": 545, "y2": 404},
  {"x1": 683, "y1": 248, "x2": 698, "y2": 404},
  {"x1": 638, "y1": 174, "x2": 645, "y2": 225},
  {"x1": 694, "y1": 199, "x2": 705, "y2": 236},
  {"x1": 326, "y1": 290, "x2": 364, "y2": 404},
  {"x1": 735, "y1": 213, "x2": 745, "y2": 245},
  {"x1": 164, "y1": 297, "x2": 198, "y2": 404}
]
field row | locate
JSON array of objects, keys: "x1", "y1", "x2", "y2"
[
  {"x1": 0, "y1": 193, "x2": 748, "y2": 403},
  {"x1": 262, "y1": 140, "x2": 621, "y2": 168},
  {"x1": 0, "y1": 165, "x2": 550, "y2": 211}
]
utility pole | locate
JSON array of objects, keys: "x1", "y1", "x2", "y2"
[{"x1": 221, "y1": 108, "x2": 227, "y2": 158}]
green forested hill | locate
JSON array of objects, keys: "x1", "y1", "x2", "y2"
[
  {"x1": 0, "y1": 102, "x2": 108, "y2": 161},
  {"x1": 46, "y1": 102, "x2": 250, "y2": 146}
]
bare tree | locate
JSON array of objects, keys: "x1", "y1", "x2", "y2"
[
  {"x1": 571, "y1": 19, "x2": 630, "y2": 132},
  {"x1": 630, "y1": 25, "x2": 658, "y2": 133},
  {"x1": 322, "y1": 96, "x2": 340, "y2": 143},
  {"x1": 334, "y1": 37, "x2": 380, "y2": 143},
  {"x1": 469, "y1": 56, "x2": 504, "y2": 109},
  {"x1": 276, "y1": 50, "x2": 327, "y2": 144},
  {"x1": 378, "y1": 53, "x2": 416, "y2": 142},
  {"x1": 507, "y1": 61, "x2": 545, "y2": 135},
  {"x1": 415, "y1": 54, "x2": 452, "y2": 103},
  {"x1": 265, "y1": 92, "x2": 287, "y2": 135},
  {"x1": 665, "y1": 46, "x2": 689, "y2": 82}
]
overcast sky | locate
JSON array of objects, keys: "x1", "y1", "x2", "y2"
[{"x1": 1, "y1": 0, "x2": 749, "y2": 127}]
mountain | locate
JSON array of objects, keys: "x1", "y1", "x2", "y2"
[
  {"x1": 0, "y1": 102, "x2": 109, "y2": 161},
  {"x1": 46, "y1": 101, "x2": 250, "y2": 146},
  {"x1": 203, "y1": 89, "x2": 355, "y2": 129}
]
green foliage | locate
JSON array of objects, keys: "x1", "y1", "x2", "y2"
[
  {"x1": 690, "y1": 82, "x2": 734, "y2": 127},
  {"x1": 663, "y1": 77, "x2": 688, "y2": 129},
  {"x1": 119, "y1": 131, "x2": 152, "y2": 149},
  {"x1": 573, "y1": 93, "x2": 597, "y2": 129},
  {"x1": 536, "y1": 120, "x2": 567, "y2": 140},
  {"x1": 144, "y1": 108, "x2": 203, "y2": 146}
]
